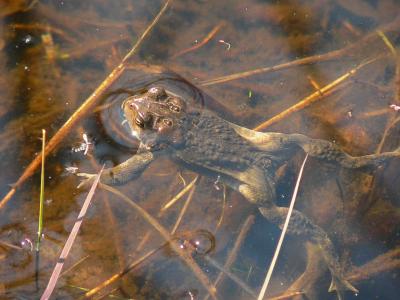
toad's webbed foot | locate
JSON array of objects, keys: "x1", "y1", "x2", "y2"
[{"x1": 77, "y1": 151, "x2": 154, "y2": 188}]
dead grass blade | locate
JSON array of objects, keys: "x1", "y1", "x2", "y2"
[
  {"x1": 257, "y1": 155, "x2": 308, "y2": 300},
  {"x1": 199, "y1": 16, "x2": 400, "y2": 86},
  {"x1": 203, "y1": 215, "x2": 256, "y2": 300},
  {"x1": 215, "y1": 185, "x2": 226, "y2": 229},
  {"x1": 204, "y1": 256, "x2": 257, "y2": 298},
  {"x1": 97, "y1": 183, "x2": 218, "y2": 300},
  {"x1": 60, "y1": 255, "x2": 90, "y2": 277},
  {"x1": 161, "y1": 175, "x2": 199, "y2": 212},
  {"x1": 40, "y1": 167, "x2": 103, "y2": 300},
  {"x1": 82, "y1": 245, "x2": 164, "y2": 299},
  {"x1": 200, "y1": 49, "x2": 349, "y2": 86},
  {"x1": 268, "y1": 291, "x2": 305, "y2": 300},
  {"x1": 254, "y1": 57, "x2": 379, "y2": 131},
  {"x1": 171, "y1": 183, "x2": 197, "y2": 234},
  {"x1": 0, "y1": 0, "x2": 172, "y2": 210},
  {"x1": 171, "y1": 22, "x2": 223, "y2": 59}
]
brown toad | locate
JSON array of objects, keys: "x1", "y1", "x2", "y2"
[{"x1": 79, "y1": 80, "x2": 400, "y2": 300}]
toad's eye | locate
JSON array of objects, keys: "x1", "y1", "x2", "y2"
[
  {"x1": 163, "y1": 118, "x2": 173, "y2": 127},
  {"x1": 169, "y1": 104, "x2": 181, "y2": 113},
  {"x1": 135, "y1": 116, "x2": 145, "y2": 128},
  {"x1": 148, "y1": 86, "x2": 167, "y2": 100}
]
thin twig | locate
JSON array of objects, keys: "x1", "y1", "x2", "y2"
[
  {"x1": 257, "y1": 155, "x2": 308, "y2": 300},
  {"x1": 199, "y1": 16, "x2": 400, "y2": 86},
  {"x1": 200, "y1": 50, "x2": 347, "y2": 86},
  {"x1": 171, "y1": 183, "x2": 197, "y2": 234},
  {"x1": 60, "y1": 255, "x2": 90, "y2": 277},
  {"x1": 171, "y1": 22, "x2": 224, "y2": 59},
  {"x1": 204, "y1": 256, "x2": 257, "y2": 299},
  {"x1": 82, "y1": 245, "x2": 164, "y2": 298},
  {"x1": 215, "y1": 185, "x2": 227, "y2": 229},
  {"x1": 40, "y1": 167, "x2": 103, "y2": 300},
  {"x1": 0, "y1": 0, "x2": 172, "y2": 210},
  {"x1": 161, "y1": 175, "x2": 199, "y2": 212},
  {"x1": 0, "y1": 240, "x2": 23, "y2": 250},
  {"x1": 268, "y1": 291, "x2": 305, "y2": 300},
  {"x1": 254, "y1": 58, "x2": 379, "y2": 131},
  {"x1": 68, "y1": 284, "x2": 131, "y2": 300}
]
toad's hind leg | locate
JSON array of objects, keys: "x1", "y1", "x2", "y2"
[
  {"x1": 286, "y1": 134, "x2": 400, "y2": 169},
  {"x1": 258, "y1": 206, "x2": 357, "y2": 300},
  {"x1": 234, "y1": 176, "x2": 357, "y2": 299}
]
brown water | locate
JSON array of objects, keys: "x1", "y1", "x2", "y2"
[{"x1": 0, "y1": 1, "x2": 399, "y2": 299}]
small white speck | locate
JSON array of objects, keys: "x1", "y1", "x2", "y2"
[
  {"x1": 23, "y1": 35, "x2": 33, "y2": 44},
  {"x1": 65, "y1": 166, "x2": 78, "y2": 174},
  {"x1": 218, "y1": 39, "x2": 231, "y2": 50},
  {"x1": 347, "y1": 111, "x2": 353, "y2": 118}
]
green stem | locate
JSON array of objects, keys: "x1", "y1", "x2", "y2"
[{"x1": 36, "y1": 129, "x2": 46, "y2": 251}]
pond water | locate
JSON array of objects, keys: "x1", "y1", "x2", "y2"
[{"x1": 0, "y1": 1, "x2": 399, "y2": 299}]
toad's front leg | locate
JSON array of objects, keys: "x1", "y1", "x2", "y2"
[{"x1": 78, "y1": 150, "x2": 154, "y2": 187}]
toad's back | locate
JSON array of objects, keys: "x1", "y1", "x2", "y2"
[{"x1": 174, "y1": 110, "x2": 274, "y2": 175}]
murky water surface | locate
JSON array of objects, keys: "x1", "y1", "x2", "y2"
[{"x1": 1, "y1": 1, "x2": 399, "y2": 299}]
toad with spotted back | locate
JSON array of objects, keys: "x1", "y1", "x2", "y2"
[{"x1": 79, "y1": 82, "x2": 400, "y2": 299}]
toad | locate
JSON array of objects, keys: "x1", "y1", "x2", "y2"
[{"x1": 79, "y1": 81, "x2": 400, "y2": 299}]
